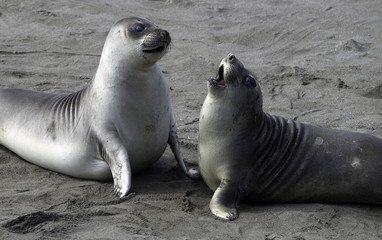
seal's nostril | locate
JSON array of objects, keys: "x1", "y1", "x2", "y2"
[
  {"x1": 160, "y1": 30, "x2": 170, "y2": 39},
  {"x1": 228, "y1": 54, "x2": 235, "y2": 62}
]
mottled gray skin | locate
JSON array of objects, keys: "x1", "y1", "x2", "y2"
[
  {"x1": 0, "y1": 17, "x2": 199, "y2": 198},
  {"x1": 198, "y1": 54, "x2": 382, "y2": 220}
]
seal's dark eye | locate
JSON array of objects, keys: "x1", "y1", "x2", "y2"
[
  {"x1": 243, "y1": 75, "x2": 257, "y2": 88},
  {"x1": 135, "y1": 25, "x2": 145, "y2": 32}
]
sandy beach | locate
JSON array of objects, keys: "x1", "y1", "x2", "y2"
[{"x1": 1, "y1": 0, "x2": 382, "y2": 239}]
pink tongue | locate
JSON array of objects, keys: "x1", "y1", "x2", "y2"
[{"x1": 217, "y1": 79, "x2": 226, "y2": 86}]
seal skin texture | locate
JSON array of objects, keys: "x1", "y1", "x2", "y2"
[
  {"x1": 0, "y1": 17, "x2": 199, "y2": 198},
  {"x1": 198, "y1": 54, "x2": 382, "y2": 220}
]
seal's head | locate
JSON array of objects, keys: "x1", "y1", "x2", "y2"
[
  {"x1": 207, "y1": 54, "x2": 263, "y2": 114},
  {"x1": 101, "y1": 16, "x2": 171, "y2": 70}
]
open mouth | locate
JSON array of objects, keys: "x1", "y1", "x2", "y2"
[
  {"x1": 208, "y1": 65, "x2": 226, "y2": 87},
  {"x1": 142, "y1": 46, "x2": 165, "y2": 53}
]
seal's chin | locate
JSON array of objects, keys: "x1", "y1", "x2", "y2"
[{"x1": 208, "y1": 65, "x2": 226, "y2": 88}]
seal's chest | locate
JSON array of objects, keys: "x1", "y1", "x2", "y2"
[
  {"x1": 116, "y1": 93, "x2": 171, "y2": 167},
  {"x1": 122, "y1": 93, "x2": 170, "y2": 132}
]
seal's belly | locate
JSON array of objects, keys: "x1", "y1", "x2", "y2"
[{"x1": 119, "y1": 112, "x2": 170, "y2": 173}]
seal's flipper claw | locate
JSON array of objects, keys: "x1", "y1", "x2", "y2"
[
  {"x1": 187, "y1": 167, "x2": 201, "y2": 179},
  {"x1": 209, "y1": 179, "x2": 239, "y2": 221},
  {"x1": 110, "y1": 154, "x2": 131, "y2": 199},
  {"x1": 210, "y1": 204, "x2": 238, "y2": 221}
]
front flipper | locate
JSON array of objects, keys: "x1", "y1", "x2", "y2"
[
  {"x1": 210, "y1": 179, "x2": 240, "y2": 221},
  {"x1": 168, "y1": 112, "x2": 200, "y2": 179},
  {"x1": 97, "y1": 128, "x2": 131, "y2": 198}
]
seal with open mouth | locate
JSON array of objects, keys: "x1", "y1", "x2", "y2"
[
  {"x1": 198, "y1": 54, "x2": 382, "y2": 220},
  {"x1": 0, "y1": 17, "x2": 199, "y2": 198}
]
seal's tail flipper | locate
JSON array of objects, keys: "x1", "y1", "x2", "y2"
[{"x1": 168, "y1": 113, "x2": 200, "y2": 179}]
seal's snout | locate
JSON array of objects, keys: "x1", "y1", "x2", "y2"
[
  {"x1": 159, "y1": 30, "x2": 171, "y2": 44},
  {"x1": 227, "y1": 54, "x2": 236, "y2": 63},
  {"x1": 142, "y1": 29, "x2": 171, "y2": 54}
]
